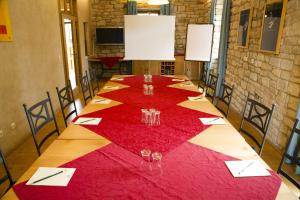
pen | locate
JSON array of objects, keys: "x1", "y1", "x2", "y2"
[
  {"x1": 79, "y1": 118, "x2": 95, "y2": 124},
  {"x1": 94, "y1": 99, "x2": 106, "y2": 103},
  {"x1": 31, "y1": 170, "x2": 63, "y2": 184},
  {"x1": 238, "y1": 161, "x2": 255, "y2": 175},
  {"x1": 207, "y1": 118, "x2": 219, "y2": 124}
]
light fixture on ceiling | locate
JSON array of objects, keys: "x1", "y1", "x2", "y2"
[{"x1": 147, "y1": 0, "x2": 169, "y2": 5}]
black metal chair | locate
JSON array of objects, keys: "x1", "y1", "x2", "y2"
[
  {"x1": 205, "y1": 73, "x2": 219, "y2": 102},
  {"x1": 56, "y1": 80, "x2": 78, "y2": 127},
  {"x1": 278, "y1": 119, "x2": 300, "y2": 190},
  {"x1": 89, "y1": 67, "x2": 100, "y2": 96},
  {"x1": 198, "y1": 66, "x2": 208, "y2": 90},
  {"x1": 239, "y1": 95, "x2": 275, "y2": 155},
  {"x1": 23, "y1": 92, "x2": 60, "y2": 156},
  {"x1": 0, "y1": 149, "x2": 14, "y2": 197},
  {"x1": 80, "y1": 71, "x2": 92, "y2": 105},
  {"x1": 215, "y1": 83, "x2": 234, "y2": 117}
]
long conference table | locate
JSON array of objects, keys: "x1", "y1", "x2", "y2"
[{"x1": 3, "y1": 75, "x2": 297, "y2": 200}]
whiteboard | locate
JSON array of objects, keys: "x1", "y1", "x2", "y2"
[
  {"x1": 124, "y1": 15, "x2": 175, "y2": 61},
  {"x1": 185, "y1": 24, "x2": 214, "y2": 62}
]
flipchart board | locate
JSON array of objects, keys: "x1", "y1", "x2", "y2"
[
  {"x1": 124, "y1": 15, "x2": 176, "y2": 61},
  {"x1": 185, "y1": 24, "x2": 214, "y2": 62}
]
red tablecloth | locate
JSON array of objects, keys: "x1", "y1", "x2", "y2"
[
  {"x1": 72, "y1": 104, "x2": 217, "y2": 155},
  {"x1": 13, "y1": 142, "x2": 281, "y2": 200}
]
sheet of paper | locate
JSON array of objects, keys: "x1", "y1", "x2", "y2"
[
  {"x1": 104, "y1": 86, "x2": 120, "y2": 90},
  {"x1": 110, "y1": 77, "x2": 124, "y2": 81},
  {"x1": 172, "y1": 78, "x2": 186, "y2": 82},
  {"x1": 180, "y1": 82, "x2": 193, "y2": 87},
  {"x1": 26, "y1": 167, "x2": 76, "y2": 186},
  {"x1": 188, "y1": 96, "x2": 206, "y2": 102},
  {"x1": 74, "y1": 117, "x2": 102, "y2": 125},
  {"x1": 225, "y1": 160, "x2": 271, "y2": 178},
  {"x1": 199, "y1": 117, "x2": 226, "y2": 125},
  {"x1": 91, "y1": 99, "x2": 112, "y2": 105}
]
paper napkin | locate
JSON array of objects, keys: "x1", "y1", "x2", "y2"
[
  {"x1": 188, "y1": 95, "x2": 206, "y2": 102},
  {"x1": 26, "y1": 167, "x2": 76, "y2": 186},
  {"x1": 199, "y1": 117, "x2": 226, "y2": 125},
  {"x1": 172, "y1": 78, "x2": 186, "y2": 82},
  {"x1": 110, "y1": 77, "x2": 124, "y2": 81},
  {"x1": 225, "y1": 160, "x2": 271, "y2": 177},
  {"x1": 91, "y1": 99, "x2": 112, "y2": 104},
  {"x1": 180, "y1": 82, "x2": 193, "y2": 87},
  {"x1": 103, "y1": 85, "x2": 120, "y2": 90},
  {"x1": 74, "y1": 117, "x2": 102, "y2": 125}
]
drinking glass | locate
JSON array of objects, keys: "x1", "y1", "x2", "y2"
[
  {"x1": 143, "y1": 84, "x2": 149, "y2": 95},
  {"x1": 140, "y1": 149, "x2": 151, "y2": 162},
  {"x1": 154, "y1": 110, "x2": 160, "y2": 126},
  {"x1": 149, "y1": 108, "x2": 156, "y2": 126},
  {"x1": 151, "y1": 152, "x2": 163, "y2": 175},
  {"x1": 141, "y1": 109, "x2": 148, "y2": 123},
  {"x1": 149, "y1": 85, "x2": 154, "y2": 95}
]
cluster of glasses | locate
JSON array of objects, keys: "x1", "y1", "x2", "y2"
[
  {"x1": 144, "y1": 74, "x2": 152, "y2": 83},
  {"x1": 143, "y1": 84, "x2": 154, "y2": 95},
  {"x1": 140, "y1": 149, "x2": 162, "y2": 175},
  {"x1": 141, "y1": 108, "x2": 161, "y2": 126}
]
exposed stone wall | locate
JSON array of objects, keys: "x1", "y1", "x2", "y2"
[
  {"x1": 90, "y1": 0, "x2": 127, "y2": 56},
  {"x1": 226, "y1": 0, "x2": 300, "y2": 150},
  {"x1": 89, "y1": 0, "x2": 211, "y2": 56},
  {"x1": 172, "y1": 0, "x2": 211, "y2": 53}
]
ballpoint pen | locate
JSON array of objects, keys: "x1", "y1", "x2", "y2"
[
  {"x1": 238, "y1": 161, "x2": 255, "y2": 175},
  {"x1": 31, "y1": 170, "x2": 64, "y2": 184},
  {"x1": 206, "y1": 118, "x2": 220, "y2": 124},
  {"x1": 79, "y1": 118, "x2": 96, "y2": 124}
]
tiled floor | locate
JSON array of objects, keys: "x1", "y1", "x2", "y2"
[{"x1": 3, "y1": 79, "x2": 300, "y2": 197}]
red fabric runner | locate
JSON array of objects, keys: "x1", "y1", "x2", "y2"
[
  {"x1": 13, "y1": 142, "x2": 281, "y2": 200},
  {"x1": 99, "y1": 86, "x2": 200, "y2": 110},
  {"x1": 100, "y1": 57, "x2": 122, "y2": 68},
  {"x1": 72, "y1": 104, "x2": 218, "y2": 155},
  {"x1": 110, "y1": 75, "x2": 188, "y2": 89}
]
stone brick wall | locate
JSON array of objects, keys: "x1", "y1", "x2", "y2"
[
  {"x1": 173, "y1": 0, "x2": 211, "y2": 53},
  {"x1": 226, "y1": 0, "x2": 300, "y2": 150},
  {"x1": 90, "y1": 0, "x2": 127, "y2": 56},
  {"x1": 89, "y1": 0, "x2": 211, "y2": 56}
]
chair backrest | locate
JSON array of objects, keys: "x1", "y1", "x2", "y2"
[
  {"x1": 205, "y1": 73, "x2": 219, "y2": 101},
  {"x1": 239, "y1": 95, "x2": 275, "y2": 155},
  {"x1": 56, "y1": 80, "x2": 78, "y2": 127},
  {"x1": 0, "y1": 149, "x2": 14, "y2": 197},
  {"x1": 216, "y1": 83, "x2": 234, "y2": 117},
  {"x1": 198, "y1": 66, "x2": 208, "y2": 89},
  {"x1": 23, "y1": 92, "x2": 60, "y2": 156},
  {"x1": 89, "y1": 67, "x2": 100, "y2": 96},
  {"x1": 80, "y1": 71, "x2": 92, "y2": 105},
  {"x1": 278, "y1": 119, "x2": 300, "y2": 190}
]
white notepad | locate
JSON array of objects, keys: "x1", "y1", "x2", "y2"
[
  {"x1": 26, "y1": 167, "x2": 76, "y2": 186},
  {"x1": 180, "y1": 82, "x2": 193, "y2": 87},
  {"x1": 188, "y1": 95, "x2": 206, "y2": 102},
  {"x1": 199, "y1": 117, "x2": 226, "y2": 125},
  {"x1": 110, "y1": 77, "x2": 124, "y2": 81},
  {"x1": 74, "y1": 117, "x2": 102, "y2": 125},
  {"x1": 103, "y1": 85, "x2": 120, "y2": 90},
  {"x1": 172, "y1": 78, "x2": 186, "y2": 82},
  {"x1": 91, "y1": 99, "x2": 112, "y2": 105},
  {"x1": 225, "y1": 160, "x2": 271, "y2": 177}
]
